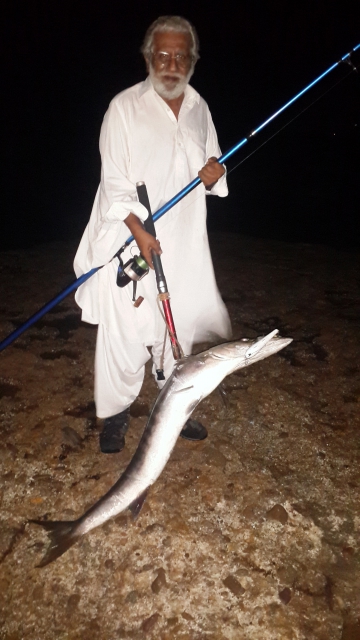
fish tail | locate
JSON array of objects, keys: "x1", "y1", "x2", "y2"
[{"x1": 30, "y1": 520, "x2": 80, "y2": 567}]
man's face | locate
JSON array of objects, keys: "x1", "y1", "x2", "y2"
[{"x1": 148, "y1": 31, "x2": 195, "y2": 100}]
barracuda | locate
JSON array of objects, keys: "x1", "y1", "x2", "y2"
[{"x1": 32, "y1": 330, "x2": 292, "y2": 566}]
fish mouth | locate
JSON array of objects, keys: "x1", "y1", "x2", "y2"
[{"x1": 245, "y1": 329, "x2": 279, "y2": 358}]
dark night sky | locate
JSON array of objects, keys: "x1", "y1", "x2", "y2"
[{"x1": 2, "y1": 0, "x2": 360, "y2": 250}]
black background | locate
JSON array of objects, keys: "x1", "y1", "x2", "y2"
[{"x1": 2, "y1": 0, "x2": 360, "y2": 251}]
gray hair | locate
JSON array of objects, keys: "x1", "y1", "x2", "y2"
[{"x1": 141, "y1": 16, "x2": 200, "y2": 62}]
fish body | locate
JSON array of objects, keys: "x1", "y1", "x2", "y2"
[{"x1": 32, "y1": 330, "x2": 292, "y2": 566}]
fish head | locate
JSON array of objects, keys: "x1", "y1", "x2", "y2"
[
  {"x1": 208, "y1": 330, "x2": 292, "y2": 375},
  {"x1": 167, "y1": 330, "x2": 292, "y2": 402}
]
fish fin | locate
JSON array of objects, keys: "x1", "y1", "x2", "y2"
[
  {"x1": 217, "y1": 384, "x2": 229, "y2": 411},
  {"x1": 128, "y1": 489, "x2": 148, "y2": 520},
  {"x1": 30, "y1": 520, "x2": 80, "y2": 567}
]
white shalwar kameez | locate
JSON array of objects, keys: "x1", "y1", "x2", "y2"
[{"x1": 74, "y1": 77, "x2": 231, "y2": 418}]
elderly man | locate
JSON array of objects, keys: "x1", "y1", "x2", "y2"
[{"x1": 74, "y1": 16, "x2": 231, "y2": 453}]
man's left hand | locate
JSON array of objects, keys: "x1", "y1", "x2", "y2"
[{"x1": 198, "y1": 157, "x2": 225, "y2": 189}]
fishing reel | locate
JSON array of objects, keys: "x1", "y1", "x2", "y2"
[{"x1": 116, "y1": 253, "x2": 149, "y2": 288}]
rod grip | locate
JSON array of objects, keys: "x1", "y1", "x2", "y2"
[
  {"x1": 152, "y1": 253, "x2": 165, "y2": 277},
  {"x1": 136, "y1": 181, "x2": 166, "y2": 285},
  {"x1": 136, "y1": 182, "x2": 156, "y2": 237},
  {"x1": 135, "y1": 183, "x2": 179, "y2": 359}
]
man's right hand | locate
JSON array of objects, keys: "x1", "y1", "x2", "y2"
[{"x1": 124, "y1": 213, "x2": 162, "y2": 268}]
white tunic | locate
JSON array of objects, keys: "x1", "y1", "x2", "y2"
[{"x1": 74, "y1": 77, "x2": 231, "y2": 347}]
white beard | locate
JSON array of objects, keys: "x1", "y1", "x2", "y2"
[{"x1": 149, "y1": 65, "x2": 194, "y2": 100}]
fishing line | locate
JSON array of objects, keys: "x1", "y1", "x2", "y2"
[
  {"x1": 1, "y1": 45, "x2": 358, "y2": 352},
  {"x1": 226, "y1": 68, "x2": 355, "y2": 178},
  {"x1": 146, "y1": 66, "x2": 356, "y2": 220}
]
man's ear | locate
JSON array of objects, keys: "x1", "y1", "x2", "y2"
[{"x1": 144, "y1": 56, "x2": 150, "y2": 73}]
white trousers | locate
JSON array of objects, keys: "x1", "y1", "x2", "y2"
[{"x1": 94, "y1": 322, "x2": 192, "y2": 418}]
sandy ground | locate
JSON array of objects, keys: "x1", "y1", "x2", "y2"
[{"x1": 0, "y1": 233, "x2": 359, "y2": 640}]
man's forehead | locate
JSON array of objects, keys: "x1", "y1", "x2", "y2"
[{"x1": 152, "y1": 31, "x2": 192, "y2": 52}]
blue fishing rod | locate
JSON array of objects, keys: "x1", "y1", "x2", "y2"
[{"x1": 0, "y1": 43, "x2": 359, "y2": 352}]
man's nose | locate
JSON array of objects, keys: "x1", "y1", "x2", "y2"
[{"x1": 167, "y1": 55, "x2": 179, "y2": 71}]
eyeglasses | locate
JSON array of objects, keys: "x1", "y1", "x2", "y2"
[{"x1": 151, "y1": 51, "x2": 193, "y2": 69}]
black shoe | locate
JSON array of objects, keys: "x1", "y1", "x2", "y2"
[
  {"x1": 99, "y1": 408, "x2": 130, "y2": 454},
  {"x1": 180, "y1": 419, "x2": 208, "y2": 441}
]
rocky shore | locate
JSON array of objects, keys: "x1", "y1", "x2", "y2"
[{"x1": 0, "y1": 233, "x2": 359, "y2": 639}]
